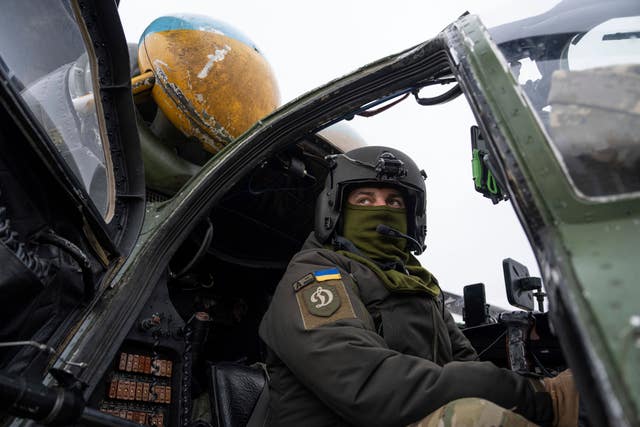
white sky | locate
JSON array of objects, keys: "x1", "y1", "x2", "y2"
[{"x1": 118, "y1": 1, "x2": 560, "y2": 309}]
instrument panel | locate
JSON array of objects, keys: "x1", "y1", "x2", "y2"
[
  {"x1": 89, "y1": 276, "x2": 187, "y2": 426},
  {"x1": 98, "y1": 351, "x2": 174, "y2": 426}
]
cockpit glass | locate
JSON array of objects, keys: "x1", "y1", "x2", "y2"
[
  {"x1": 489, "y1": 1, "x2": 640, "y2": 200},
  {"x1": 0, "y1": 0, "x2": 113, "y2": 218}
]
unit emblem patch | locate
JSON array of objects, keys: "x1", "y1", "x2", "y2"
[
  {"x1": 295, "y1": 279, "x2": 356, "y2": 329},
  {"x1": 303, "y1": 284, "x2": 340, "y2": 317}
]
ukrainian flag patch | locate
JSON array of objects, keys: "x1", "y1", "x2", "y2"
[{"x1": 313, "y1": 268, "x2": 341, "y2": 282}]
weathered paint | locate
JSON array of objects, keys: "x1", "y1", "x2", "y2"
[
  {"x1": 131, "y1": 70, "x2": 155, "y2": 97},
  {"x1": 197, "y1": 46, "x2": 231, "y2": 79},
  {"x1": 138, "y1": 16, "x2": 280, "y2": 154},
  {"x1": 139, "y1": 14, "x2": 257, "y2": 52}
]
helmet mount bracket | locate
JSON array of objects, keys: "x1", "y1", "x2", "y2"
[{"x1": 374, "y1": 152, "x2": 407, "y2": 180}]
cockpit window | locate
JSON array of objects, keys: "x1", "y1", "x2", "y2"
[
  {"x1": 490, "y1": 2, "x2": 640, "y2": 200},
  {"x1": 0, "y1": 0, "x2": 114, "y2": 219}
]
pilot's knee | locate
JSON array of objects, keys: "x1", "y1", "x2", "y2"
[{"x1": 409, "y1": 398, "x2": 537, "y2": 427}]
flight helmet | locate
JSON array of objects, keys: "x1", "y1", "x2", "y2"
[{"x1": 315, "y1": 146, "x2": 427, "y2": 253}]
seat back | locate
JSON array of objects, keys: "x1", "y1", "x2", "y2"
[{"x1": 208, "y1": 362, "x2": 268, "y2": 427}]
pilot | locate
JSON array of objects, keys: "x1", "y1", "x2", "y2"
[{"x1": 259, "y1": 146, "x2": 578, "y2": 426}]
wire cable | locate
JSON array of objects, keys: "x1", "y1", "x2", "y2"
[
  {"x1": 475, "y1": 330, "x2": 507, "y2": 360},
  {"x1": 170, "y1": 219, "x2": 213, "y2": 279}
]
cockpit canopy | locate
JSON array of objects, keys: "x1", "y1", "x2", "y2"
[{"x1": 490, "y1": 0, "x2": 640, "y2": 200}]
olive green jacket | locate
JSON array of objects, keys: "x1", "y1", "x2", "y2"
[{"x1": 259, "y1": 234, "x2": 552, "y2": 426}]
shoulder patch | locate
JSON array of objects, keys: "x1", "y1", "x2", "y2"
[
  {"x1": 314, "y1": 268, "x2": 341, "y2": 282},
  {"x1": 303, "y1": 283, "x2": 340, "y2": 317},
  {"x1": 296, "y1": 279, "x2": 356, "y2": 329},
  {"x1": 292, "y1": 273, "x2": 315, "y2": 292}
]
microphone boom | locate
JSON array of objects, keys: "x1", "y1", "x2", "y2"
[{"x1": 376, "y1": 224, "x2": 425, "y2": 255}]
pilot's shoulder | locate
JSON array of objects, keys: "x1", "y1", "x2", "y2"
[{"x1": 291, "y1": 246, "x2": 349, "y2": 268}]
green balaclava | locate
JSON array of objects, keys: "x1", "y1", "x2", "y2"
[{"x1": 339, "y1": 203, "x2": 440, "y2": 297}]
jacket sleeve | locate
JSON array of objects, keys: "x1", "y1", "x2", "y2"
[
  {"x1": 444, "y1": 307, "x2": 478, "y2": 362},
  {"x1": 259, "y1": 250, "x2": 552, "y2": 427}
]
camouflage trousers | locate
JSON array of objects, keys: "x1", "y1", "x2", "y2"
[{"x1": 408, "y1": 398, "x2": 538, "y2": 427}]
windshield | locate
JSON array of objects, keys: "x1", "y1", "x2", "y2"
[
  {"x1": 0, "y1": 0, "x2": 114, "y2": 219},
  {"x1": 490, "y1": 0, "x2": 640, "y2": 200}
]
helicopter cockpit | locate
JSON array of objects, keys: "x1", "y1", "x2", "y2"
[{"x1": 0, "y1": 1, "x2": 638, "y2": 426}]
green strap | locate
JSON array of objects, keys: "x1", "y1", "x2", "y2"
[{"x1": 486, "y1": 170, "x2": 499, "y2": 194}]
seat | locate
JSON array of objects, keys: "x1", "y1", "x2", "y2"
[{"x1": 208, "y1": 362, "x2": 269, "y2": 427}]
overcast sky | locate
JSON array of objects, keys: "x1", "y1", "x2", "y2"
[{"x1": 118, "y1": 1, "x2": 560, "y2": 309}]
